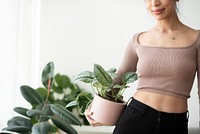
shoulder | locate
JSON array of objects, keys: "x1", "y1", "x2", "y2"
[
  {"x1": 175, "y1": 27, "x2": 199, "y2": 48},
  {"x1": 126, "y1": 32, "x2": 142, "y2": 51},
  {"x1": 195, "y1": 30, "x2": 200, "y2": 48},
  {"x1": 183, "y1": 26, "x2": 199, "y2": 38},
  {"x1": 128, "y1": 32, "x2": 140, "y2": 46},
  {"x1": 189, "y1": 29, "x2": 200, "y2": 49},
  {"x1": 130, "y1": 31, "x2": 149, "y2": 45}
]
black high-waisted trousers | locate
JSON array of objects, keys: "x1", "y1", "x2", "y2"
[{"x1": 113, "y1": 97, "x2": 188, "y2": 134}]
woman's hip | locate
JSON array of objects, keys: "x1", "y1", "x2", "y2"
[{"x1": 113, "y1": 97, "x2": 189, "y2": 134}]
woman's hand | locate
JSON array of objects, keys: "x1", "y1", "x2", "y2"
[{"x1": 84, "y1": 105, "x2": 103, "y2": 127}]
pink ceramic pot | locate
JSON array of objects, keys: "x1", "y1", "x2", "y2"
[{"x1": 90, "y1": 94, "x2": 126, "y2": 126}]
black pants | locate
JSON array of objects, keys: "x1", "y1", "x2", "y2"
[{"x1": 113, "y1": 97, "x2": 189, "y2": 134}]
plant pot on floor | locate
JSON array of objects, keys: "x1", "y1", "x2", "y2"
[{"x1": 90, "y1": 94, "x2": 126, "y2": 126}]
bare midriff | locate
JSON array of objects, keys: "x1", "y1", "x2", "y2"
[{"x1": 133, "y1": 90, "x2": 188, "y2": 113}]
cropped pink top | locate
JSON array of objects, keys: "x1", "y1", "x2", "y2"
[{"x1": 117, "y1": 31, "x2": 200, "y2": 99}]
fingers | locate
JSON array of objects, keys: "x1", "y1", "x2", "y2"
[{"x1": 84, "y1": 108, "x2": 103, "y2": 127}]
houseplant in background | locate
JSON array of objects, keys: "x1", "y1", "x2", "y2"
[
  {"x1": 37, "y1": 73, "x2": 93, "y2": 125},
  {"x1": 1, "y1": 62, "x2": 82, "y2": 134},
  {"x1": 66, "y1": 63, "x2": 138, "y2": 125}
]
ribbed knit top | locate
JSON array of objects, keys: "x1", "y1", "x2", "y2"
[{"x1": 118, "y1": 31, "x2": 200, "y2": 99}]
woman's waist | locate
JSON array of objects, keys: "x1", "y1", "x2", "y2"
[
  {"x1": 133, "y1": 90, "x2": 188, "y2": 113},
  {"x1": 128, "y1": 97, "x2": 189, "y2": 122}
]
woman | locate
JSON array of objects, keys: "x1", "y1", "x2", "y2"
[{"x1": 85, "y1": 0, "x2": 200, "y2": 133}]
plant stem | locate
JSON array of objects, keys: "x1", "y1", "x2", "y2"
[
  {"x1": 85, "y1": 95, "x2": 92, "y2": 102},
  {"x1": 39, "y1": 78, "x2": 51, "y2": 122},
  {"x1": 46, "y1": 78, "x2": 51, "y2": 102}
]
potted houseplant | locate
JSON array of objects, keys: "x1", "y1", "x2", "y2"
[
  {"x1": 66, "y1": 64, "x2": 138, "y2": 125},
  {"x1": 1, "y1": 62, "x2": 82, "y2": 134}
]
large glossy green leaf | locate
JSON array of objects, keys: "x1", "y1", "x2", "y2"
[
  {"x1": 14, "y1": 107, "x2": 29, "y2": 117},
  {"x1": 50, "y1": 116, "x2": 77, "y2": 134},
  {"x1": 42, "y1": 61, "x2": 54, "y2": 89},
  {"x1": 94, "y1": 64, "x2": 113, "y2": 87},
  {"x1": 32, "y1": 121, "x2": 51, "y2": 134},
  {"x1": 33, "y1": 104, "x2": 53, "y2": 122},
  {"x1": 20, "y1": 85, "x2": 44, "y2": 105},
  {"x1": 26, "y1": 109, "x2": 43, "y2": 117},
  {"x1": 2, "y1": 126, "x2": 31, "y2": 133},
  {"x1": 7, "y1": 116, "x2": 32, "y2": 128},
  {"x1": 50, "y1": 104, "x2": 82, "y2": 125},
  {"x1": 74, "y1": 71, "x2": 95, "y2": 83}
]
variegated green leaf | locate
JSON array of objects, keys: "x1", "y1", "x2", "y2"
[
  {"x1": 65, "y1": 100, "x2": 78, "y2": 108},
  {"x1": 26, "y1": 109, "x2": 43, "y2": 117},
  {"x1": 122, "y1": 72, "x2": 138, "y2": 83},
  {"x1": 74, "y1": 71, "x2": 95, "y2": 83},
  {"x1": 94, "y1": 64, "x2": 112, "y2": 87},
  {"x1": 107, "y1": 68, "x2": 117, "y2": 78}
]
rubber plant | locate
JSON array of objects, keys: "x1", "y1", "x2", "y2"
[
  {"x1": 66, "y1": 63, "x2": 138, "y2": 115},
  {"x1": 1, "y1": 62, "x2": 81, "y2": 134},
  {"x1": 35, "y1": 72, "x2": 93, "y2": 125}
]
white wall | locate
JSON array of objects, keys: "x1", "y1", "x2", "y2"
[
  {"x1": 0, "y1": 0, "x2": 200, "y2": 131},
  {"x1": 0, "y1": 0, "x2": 41, "y2": 130},
  {"x1": 0, "y1": 0, "x2": 19, "y2": 129},
  {"x1": 39, "y1": 0, "x2": 200, "y2": 128}
]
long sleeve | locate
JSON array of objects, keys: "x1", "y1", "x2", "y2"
[
  {"x1": 112, "y1": 34, "x2": 139, "y2": 94},
  {"x1": 116, "y1": 34, "x2": 139, "y2": 80},
  {"x1": 196, "y1": 31, "x2": 200, "y2": 130}
]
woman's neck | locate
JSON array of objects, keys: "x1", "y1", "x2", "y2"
[
  {"x1": 154, "y1": 20, "x2": 183, "y2": 33},
  {"x1": 154, "y1": 14, "x2": 182, "y2": 32}
]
